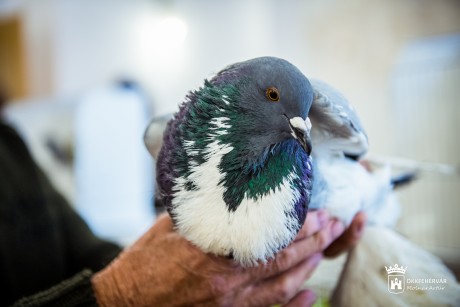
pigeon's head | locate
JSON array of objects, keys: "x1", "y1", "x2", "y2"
[{"x1": 210, "y1": 57, "x2": 314, "y2": 164}]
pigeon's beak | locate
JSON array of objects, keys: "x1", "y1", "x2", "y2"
[
  {"x1": 296, "y1": 129, "x2": 312, "y2": 155},
  {"x1": 288, "y1": 116, "x2": 313, "y2": 155}
]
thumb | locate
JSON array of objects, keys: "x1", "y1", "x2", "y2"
[{"x1": 283, "y1": 289, "x2": 316, "y2": 307}]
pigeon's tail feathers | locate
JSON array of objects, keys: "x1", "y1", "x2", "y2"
[
  {"x1": 367, "y1": 154, "x2": 460, "y2": 177},
  {"x1": 363, "y1": 171, "x2": 417, "y2": 226},
  {"x1": 390, "y1": 171, "x2": 418, "y2": 189}
]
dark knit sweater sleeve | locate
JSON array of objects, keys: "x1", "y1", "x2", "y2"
[
  {"x1": 38, "y1": 166, "x2": 122, "y2": 276},
  {"x1": 11, "y1": 270, "x2": 97, "y2": 307},
  {"x1": 0, "y1": 122, "x2": 122, "y2": 306}
]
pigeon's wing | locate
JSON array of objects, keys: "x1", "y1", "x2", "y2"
[
  {"x1": 144, "y1": 114, "x2": 173, "y2": 160},
  {"x1": 309, "y1": 79, "x2": 368, "y2": 158}
]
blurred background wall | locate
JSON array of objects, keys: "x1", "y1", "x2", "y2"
[{"x1": 0, "y1": 0, "x2": 459, "y2": 262}]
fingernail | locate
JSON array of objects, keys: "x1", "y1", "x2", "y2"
[
  {"x1": 354, "y1": 221, "x2": 365, "y2": 238},
  {"x1": 317, "y1": 210, "x2": 328, "y2": 227},
  {"x1": 332, "y1": 220, "x2": 345, "y2": 238},
  {"x1": 304, "y1": 290, "x2": 317, "y2": 306},
  {"x1": 356, "y1": 213, "x2": 367, "y2": 233},
  {"x1": 356, "y1": 220, "x2": 364, "y2": 232},
  {"x1": 311, "y1": 252, "x2": 323, "y2": 265}
]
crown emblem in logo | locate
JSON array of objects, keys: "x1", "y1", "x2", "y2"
[{"x1": 385, "y1": 264, "x2": 407, "y2": 275}]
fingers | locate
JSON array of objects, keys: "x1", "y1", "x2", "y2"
[
  {"x1": 324, "y1": 211, "x2": 367, "y2": 258},
  {"x1": 283, "y1": 289, "x2": 317, "y2": 307},
  {"x1": 247, "y1": 253, "x2": 322, "y2": 306},
  {"x1": 254, "y1": 218, "x2": 343, "y2": 280},
  {"x1": 294, "y1": 209, "x2": 329, "y2": 241},
  {"x1": 246, "y1": 218, "x2": 344, "y2": 306},
  {"x1": 300, "y1": 219, "x2": 344, "y2": 255}
]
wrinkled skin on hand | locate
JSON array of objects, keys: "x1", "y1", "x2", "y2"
[{"x1": 92, "y1": 210, "x2": 365, "y2": 307}]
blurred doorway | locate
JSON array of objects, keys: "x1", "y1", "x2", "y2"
[{"x1": 0, "y1": 16, "x2": 27, "y2": 100}]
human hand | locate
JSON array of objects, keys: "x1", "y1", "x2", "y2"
[
  {"x1": 92, "y1": 210, "x2": 344, "y2": 307},
  {"x1": 323, "y1": 211, "x2": 367, "y2": 258}
]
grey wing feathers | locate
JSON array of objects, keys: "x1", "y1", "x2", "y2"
[{"x1": 309, "y1": 79, "x2": 369, "y2": 157}]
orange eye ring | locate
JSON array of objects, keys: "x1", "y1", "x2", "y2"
[{"x1": 266, "y1": 87, "x2": 280, "y2": 102}]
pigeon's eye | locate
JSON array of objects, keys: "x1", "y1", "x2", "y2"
[{"x1": 266, "y1": 87, "x2": 280, "y2": 102}]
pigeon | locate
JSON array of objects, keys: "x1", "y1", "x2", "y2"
[
  {"x1": 150, "y1": 57, "x2": 314, "y2": 266},
  {"x1": 304, "y1": 80, "x2": 460, "y2": 306}
]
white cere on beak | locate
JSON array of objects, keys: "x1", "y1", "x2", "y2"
[
  {"x1": 289, "y1": 117, "x2": 311, "y2": 139},
  {"x1": 306, "y1": 117, "x2": 312, "y2": 130}
]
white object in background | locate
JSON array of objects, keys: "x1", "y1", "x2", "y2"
[{"x1": 74, "y1": 83, "x2": 154, "y2": 246}]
